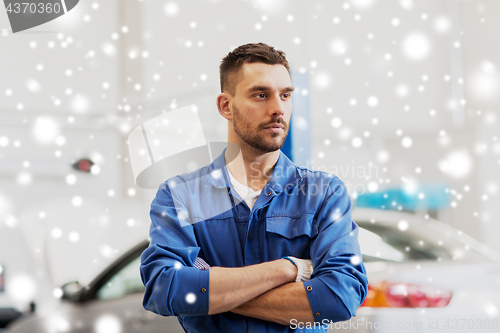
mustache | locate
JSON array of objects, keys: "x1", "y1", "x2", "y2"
[{"x1": 262, "y1": 118, "x2": 288, "y2": 129}]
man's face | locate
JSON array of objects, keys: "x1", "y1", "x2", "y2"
[{"x1": 229, "y1": 62, "x2": 294, "y2": 154}]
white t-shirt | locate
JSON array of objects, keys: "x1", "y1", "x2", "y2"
[{"x1": 227, "y1": 170, "x2": 262, "y2": 210}]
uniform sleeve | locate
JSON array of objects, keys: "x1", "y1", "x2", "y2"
[
  {"x1": 140, "y1": 181, "x2": 210, "y2": 316},
  {"x1": 302, "y1": 177, "x2": 369, "y2": 323}
]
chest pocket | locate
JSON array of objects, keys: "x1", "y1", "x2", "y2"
[
  {"x1": 265, "y1": 214, "x2": 317, "y2": 259},
  {"x1": 266, "y1": 214, "x2": 318, "y2": 239}
]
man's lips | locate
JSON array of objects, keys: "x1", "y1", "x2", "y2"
[
  {"x1": 264, "y1": 124, "x2": 284, "y2": 129},
  {"x1": 264, "y1": 123, "x2": 284, "y2": 133}
]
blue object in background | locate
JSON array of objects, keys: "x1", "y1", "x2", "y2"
[
  {"x1": 355, "y1": 183, "x2": 451, "y2": 211},
  {"x1": 282, "y1": 70, "x2": 311, "y2": 167},
  {"x1": 281, "y1": 119, "x2": 293, "y2": 162},
  {"x1": 0, "y1": 264, "x2": 4, "y2": 293}
]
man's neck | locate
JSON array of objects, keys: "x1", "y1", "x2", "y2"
[{"x1": 224, "y1": 143, "x2": 280, "y2": 192}]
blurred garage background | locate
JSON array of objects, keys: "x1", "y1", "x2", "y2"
[{"x1": 1, "y1": 0, "x2": 499, "y2": 331}]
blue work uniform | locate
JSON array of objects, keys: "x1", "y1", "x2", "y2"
[{"x1": 140, "y1": 149, "x2": 368, "y2": 332}]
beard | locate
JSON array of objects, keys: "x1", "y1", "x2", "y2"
[{"x1": 232, "y1": 104, "x2": 290, "y2": 153}]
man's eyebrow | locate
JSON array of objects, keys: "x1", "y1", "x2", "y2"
[{"x1": 247, "y1": 86, "x2": 295, "y2": 93}]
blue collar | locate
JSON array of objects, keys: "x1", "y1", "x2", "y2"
[{"x1": 202, "y1": 148, "x2": 304, "y2": 195}]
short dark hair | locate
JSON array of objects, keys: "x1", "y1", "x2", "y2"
[{"x1": 219, "y1": 42, "x2": 290, "y2": 95}]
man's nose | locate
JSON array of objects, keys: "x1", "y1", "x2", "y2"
[{"x1": 268, "y1": 93, "x2": 286, "y2": 117}]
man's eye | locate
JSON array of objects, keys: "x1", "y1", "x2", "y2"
[
  {"x1": 256, "y1": 94, "x2": 266, "y2": 98},
  {"x1": 283, "y1": 93, "x2": 291, "y2": 98}
]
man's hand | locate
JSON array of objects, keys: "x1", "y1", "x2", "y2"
[
  {"x1": 282, "y1": 256, "x2": 314, "y2": 282},
  {"x1": 193, "y1": 256, "x2": 211, "y2": 270}
]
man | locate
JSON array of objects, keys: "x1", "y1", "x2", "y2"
[{"x1": 140, "y1": 43, "x2": 368, "y2": 332}]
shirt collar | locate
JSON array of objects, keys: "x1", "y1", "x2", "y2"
[{"x1": 203, "y1": 147, "x2": 304, "y2": 194}]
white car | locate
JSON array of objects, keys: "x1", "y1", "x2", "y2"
[
  {"x1": 333, "y1": 208, "x2": 500, "y2": 333},
  {"x1": 5, "y1": 240, "x2": 185, "y2": 333},
  {"x1": 6, "y1": 208, "x2": 500, "y2": 332}
]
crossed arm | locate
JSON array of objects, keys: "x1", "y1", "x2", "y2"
[
  {"x1": 142, "y1": 178, "x2": 367, "y2": 325},
  {"x1": 207, "y1": 259, "x2": 315, "y2": 325}
]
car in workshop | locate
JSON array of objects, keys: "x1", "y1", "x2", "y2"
[
  {"x1": 340, "y1": 208, "x2": 500, "y2": 333},
  {"x1": 0, "y1": 265, "x2": 23, "y2": 330},
  {"x1": 5, "y1": 208, "x2": 500, "y2": 332},
  {"x1": 0, "y1": 223, "x2": 43, "y2": 331},
  {"x1": 4, "y1": 240, "x2": 184, "y2": 333}
]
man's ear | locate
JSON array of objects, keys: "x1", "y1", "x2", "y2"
[{"x1": 216, "y1": 93, "x2": 232, "y2": 121}]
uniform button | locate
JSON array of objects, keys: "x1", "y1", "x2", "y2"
[
  {"x1": 266, "y1": 192, "x2": 272, "y2": 196},
  {"x1": 307, "y1": 286, "x2": 313, "y2": 291},
  {"x1": 315, "y1": 312, "x2": 320, "y2": 317},
  {"x1": 201, "y1": 288, "x2": 207, "y2": 293},
  {"x1": 201, "y1": 267, "x2": 207, "y2": 270}
]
